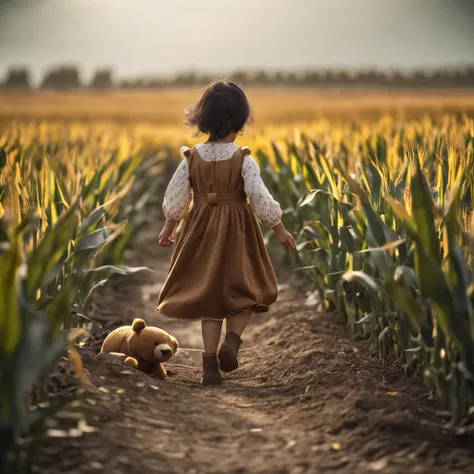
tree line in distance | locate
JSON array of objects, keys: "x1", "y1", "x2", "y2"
[{"x1": 2, "y1": 65, "x2": 474, "y2": 90}]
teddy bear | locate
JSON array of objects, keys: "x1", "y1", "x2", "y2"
[{"x1": 100, "y1": 318, "x2": 178, "y2": 379}]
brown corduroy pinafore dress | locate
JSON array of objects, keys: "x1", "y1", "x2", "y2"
[{"x1": 157, "y1": 146, "x2": 278, "y2": 321}]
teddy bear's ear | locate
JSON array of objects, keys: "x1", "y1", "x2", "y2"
[
  {"x1": 169, "y1": 336, "x2": 179, "y2": 354},
  {"x1": 131, "y1": 318, "x2": 146, "y2": 334}
]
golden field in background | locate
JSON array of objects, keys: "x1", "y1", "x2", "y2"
[
  {"x1": 1, "y1": 88, "x2": 473, "y2": 127},
  {"x1": 2, "y1": 88, "x2": 473, "y2": 152}
]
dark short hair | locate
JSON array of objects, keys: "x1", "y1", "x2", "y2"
[{"x1": 184, "y1": 81, "x2": 252, "y2": 141}]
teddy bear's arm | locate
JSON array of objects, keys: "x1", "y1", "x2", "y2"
[
  {"x1": 104, "y1": 352, "x2": 139, "y2": 369},
  {"x1": 154, "y1": 363, "x2": 167, "y2": 380}
]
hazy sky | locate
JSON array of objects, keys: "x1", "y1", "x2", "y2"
[{"x1": 0, "y1": 0, "x2": 473, "y2": 83}]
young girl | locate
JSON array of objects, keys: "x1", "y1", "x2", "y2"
[{"x1": 157, "y1": 81, "x2": 296, "y2": 385}]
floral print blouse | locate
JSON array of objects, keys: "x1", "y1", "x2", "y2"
[{"x1": 163, "y1": 143, "x2": 283, "y2": 228}]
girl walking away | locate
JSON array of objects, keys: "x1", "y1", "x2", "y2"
[{"x1": 157, "y1": 81, "x2": 296, "y2": 385}]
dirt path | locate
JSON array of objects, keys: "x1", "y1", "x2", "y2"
[{"x1": 36, "y1": 226, "x2": 474, "y2": 474}]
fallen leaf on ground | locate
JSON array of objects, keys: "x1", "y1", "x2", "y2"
[
  {"x1": 368, "y1": 458, "x2": 388, "y2": 471},
  {"x1": 78, "y1": 419, "x2": 98, "y2": 433}
]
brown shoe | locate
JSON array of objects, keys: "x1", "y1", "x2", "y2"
[
  {"x1": 201, "y1": 354, "x2": 222, "y2": 386},
  {"x1": 218, "y1": 332, "x2": 243, "y2": 373}
]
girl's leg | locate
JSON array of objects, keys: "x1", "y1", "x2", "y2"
[
  {"x1": 202, "y1": 320, "x2": 222, "y2": 354},
  {"x1": 201, "y1": 320, "x2": 223, "y2": 386},
  {"x1": 219, "y1": 312, "x2": 253, "y2": 372},
  {"x1": 226, "y1": 311, "x2": 252, "y2": 337}
]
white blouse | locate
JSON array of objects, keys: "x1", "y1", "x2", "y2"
[{"x1": 162, "y1": 143, "x2": 283, "y2": 228}]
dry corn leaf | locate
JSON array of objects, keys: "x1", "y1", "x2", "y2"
[{"x1": 67, "y1": 346, "x2": 87, "y2": 388}]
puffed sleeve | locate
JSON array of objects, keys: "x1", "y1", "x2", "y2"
[
  {"x1": 162, "y1": 147, "x2": 192, "y2": 222},
  {"x1": 242, "y1": 155, "x2": 283, "y2": 228}
]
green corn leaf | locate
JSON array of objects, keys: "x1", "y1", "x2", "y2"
[
  {"x1": 88, "y1": 265, "x2": 151, "y2": 275},
  {"x1": 300, "y1": 248, "x2": 329, "y2": 260},
  {"x1": 296, "y1": 240, "x2": 317, "y2": 251},
  {"x1": 386, "y1": 311, "x2": 399, "y2": 320},
  {"x1": 77, "y1": 207, "x2": 106, "y2": 238},
  {"x1": 405, "y1": 346, "x2": 422, "y2": 353},
  {"x1": 444, "y1": 222, "x2": 474, "y2": 343},
  {"x1": 353, "y1": 239, "x2": 406, "y2": 255},
  {"x1": 385, "y1": 196, "x2": 418, "y2": 236},
  {"x1": 79, "y1": 278, "x2": 109, "y2": 313},
  {"x1": 340, "y1": 226, "x2": 358, "y2": 253},
  {"x1": 336, "y1": 161, "x2": 396, "y2": 246},
  {"x1": 355, "y1": 312, "x2": 374, "y2": 325},
  {"x1": 312, "y1": 143, "x2": 340, "y2": 200},
  {"x1": 297, "y1": 226, "x2": 322, "y2": 241},
  {"x1": 394, "y1": 265, "x2": 418, "y2": 289},
  {"x1": 410, "y1": 156, "x2": 441, "y2": 264},
  {"x1": 271, "y1": 142, "x2": 288, "y2": 171},
  {"x1": 0, "y1": 239, "x2": 21, "y2": 354},
  {"x1": 342, "y1": 271, "x2": 382, "y2": 297},
  {"x1": 298, "y1": 189, "x2": 338, "y2": 207},
  {"x1": 294, "y1": 264, "x2": 324, "y2": 273},
  {"x1": 15, "y1": 308, "x2": 69, "y2": 413},
  {"x1": 385, "y1": 271, "x2": 424, "y2": 328},
  {"x1": 303, "y1": 161, "x2": 320, "y2": 189},
  {"x1": 27, "y1": 209, "x2": 78, "y2": 297},
  {"x1": 414, "y1": 245, "x2": 461, "y2": 348},
  {"x1": 74, "y1": 227, "x2": 113, "y2": 252},
  {"x1": 378, "y1": 326, "x2": 396, "y2": 342}
]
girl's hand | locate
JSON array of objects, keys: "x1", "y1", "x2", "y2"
[
  {"x1": 272, "y1": 222, "x2": 296, "y2": 251},
  {"x1": 159, "y1": 219, "x2": 177, "y2": 247}
]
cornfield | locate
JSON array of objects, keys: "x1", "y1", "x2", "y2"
[
  {"x1": 256, "y1": 114, "x2": 474, "y2": 423},
  {"x1": 1, "y1": 111, "x2": 474, "y2": 469},
  {"x1": 0, "y1": 122, "x2": 170, "y2": 470}
]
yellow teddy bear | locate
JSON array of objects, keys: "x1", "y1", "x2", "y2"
[{"x1": 100, "y1": 318, "x2": 178, "y2": 379}]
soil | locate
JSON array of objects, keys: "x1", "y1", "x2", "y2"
[{"x1": 34, "y1": 225, "x2": 474, "y2": 474}]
